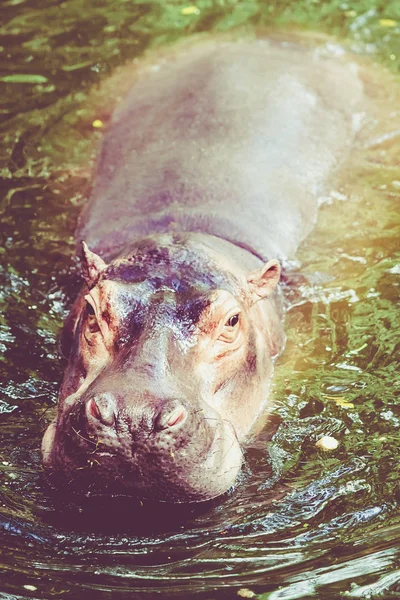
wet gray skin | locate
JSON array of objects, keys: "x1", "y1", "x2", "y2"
[{"x1": 42, "y1": 38, "x2": 364, "y2": 502}]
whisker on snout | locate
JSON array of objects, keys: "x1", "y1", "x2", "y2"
[{"x1": 71, "y1": 426, "x2": 99, "y2": 447}]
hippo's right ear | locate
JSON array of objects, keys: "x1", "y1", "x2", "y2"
[{"x1": 80, "y1": 241, "x2": 107, "y2": 287}]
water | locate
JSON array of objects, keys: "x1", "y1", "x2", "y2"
[{"x1": 1, "y1": 1, "x2": 399, "y2": 599}]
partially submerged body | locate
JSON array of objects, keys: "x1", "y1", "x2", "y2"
[
  {"x1": 78, "y1": 39, "x2": 363, "y2": 261},
  {"x1": 42, "y1": 37, "x2": 364, "y2": 502}
]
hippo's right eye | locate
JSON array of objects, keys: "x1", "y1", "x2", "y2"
[
  {"x1": 86, "y1": 302, "x2": 95, "y2": 316},
  {"x1": 85, "y1": 301, "x2": 100, "y2": 334}
]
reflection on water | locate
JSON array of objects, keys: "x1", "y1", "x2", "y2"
[{"x1": 1, "y1": 1, "x2": 399, "y2": 599}]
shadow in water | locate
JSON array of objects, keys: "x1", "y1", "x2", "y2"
[{"x1": 40, "y1": 486, "x2": 225, "y2": 536}]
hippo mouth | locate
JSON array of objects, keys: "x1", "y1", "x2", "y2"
[{"x1": 42, "y1": 397, "x2": 243, "y2": 503}]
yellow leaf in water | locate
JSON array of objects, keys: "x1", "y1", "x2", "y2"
[
  {"x1": 237, "y1": 590, "x2": 256, "y2": 599},
  {"x1": 92, "y1": 119, "x2": 104, "y2": 128},
  {"x1": 379, "y1": 19, "x2": 397, "y2": 27},
  {"x1": 181, "y1": 6, "x2": 200, "y2": 15},
  {"x1": 322, "y1": 395, "x2": 354, "y2": 409},
  {"x1": 335, "y1": 399, "x2": 354, "y2": 409}
]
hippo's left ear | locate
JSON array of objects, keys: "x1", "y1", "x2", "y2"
[
  {"x1": 80, "y1": 241, "x2": 107, "y2": 287},
  {"x1": 247, "y1": 259, "x2": 281, "y2": 302}
]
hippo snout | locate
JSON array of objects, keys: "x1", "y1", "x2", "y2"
[
  {"x1": 84, "y1": 391, "x2": 188, "y2": 435},
  {"x1": 44, "y1": 385, "x2": 243, "y2": 502}
]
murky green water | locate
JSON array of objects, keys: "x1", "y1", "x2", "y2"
[{"x1": 1, "y1": 1, "x2": 399, "y2": 599}]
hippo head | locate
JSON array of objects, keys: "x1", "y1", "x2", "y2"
[{"x1": 42, "y1": 233, "x2": 284, "y2": 502}]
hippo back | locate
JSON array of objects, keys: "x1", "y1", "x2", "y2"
[{"x1": 78, "y1": 39, "x2": 363, "y2": 261}]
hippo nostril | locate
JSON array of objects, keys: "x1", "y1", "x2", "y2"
[
  {"x1": 167, "y1": 405, "x2": 187, "y2": 428},
  {"x1": 86, "y1": 394, "x2": 116, "y2": 427},
  {"x1": 87, "y1": 398, "x2": 102, "y2": 421},
  {"x1": 155, "y1": 403, "x2": 187, "y2": 431}
]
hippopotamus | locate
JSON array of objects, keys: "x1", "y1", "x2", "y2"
[{"x1": 42, "y1": 37, "x2": 363, "y2": 502}]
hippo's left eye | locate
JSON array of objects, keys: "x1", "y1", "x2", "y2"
[
  {"x1": 226, "y1": 314, "x2": 239, "y2": 328},
  {"x1": 218, "y1": 313, "x2": 241, "y2": 343}
]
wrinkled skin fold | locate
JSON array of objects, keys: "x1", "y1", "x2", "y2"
[{"x1": 42, "y1": 37, "x2": 363, "y2": 502}]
